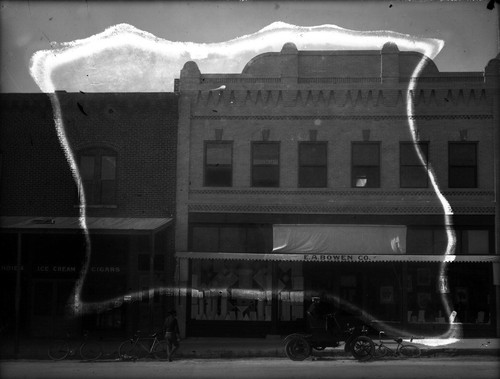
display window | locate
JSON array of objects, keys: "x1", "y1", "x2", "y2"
[{"x1": 190, "y1": 260, "x2": 274, "y2": 321}]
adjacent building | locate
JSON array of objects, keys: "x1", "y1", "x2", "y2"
[
  {"x1": 0, "y1": 92, "x2": 178, "y2": 337},
  {"x1": 176, "y1": 43, "x2": 500, "y2": 338}
]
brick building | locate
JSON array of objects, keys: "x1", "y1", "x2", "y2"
[
  {"x1": 0, "y1": 92, "x2": 178, "y2": 338},
  {"x1": 176, "y1": 43, "x2": 500, "y2": 338}
]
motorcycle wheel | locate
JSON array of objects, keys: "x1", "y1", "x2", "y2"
[
  {"x1": 350, "y1": 336, "x2": 375, "y2": 361},
  {"x1": 284, "y1": 335, "x2": 311, "y2": 361}
]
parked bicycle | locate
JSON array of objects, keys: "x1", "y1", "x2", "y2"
[
  {"x1": 373, "y1": 331, "x2": 421, "y2": 358},
  {"x1": 48, "y1": 330, "x2": 103, "y2": 361},
  {"x1": 118, "y1": 330, "x2": 168, "y2": 360}
]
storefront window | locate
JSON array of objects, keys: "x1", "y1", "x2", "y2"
[
  {"x1": 407, "y1": 264, "x2": 491, "y2": 324},
  {"x1": 190, "y1": 260, "x2": 273, "y2": 321},
  {"x1": 277, "y1": 262, "x2": 304, "y2": 321}
]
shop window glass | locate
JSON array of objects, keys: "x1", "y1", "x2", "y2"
[
  {"x1": 400, "y1": 142, "x2": 429, "y2": 188},
  {"x1": 192, "y1": 226, "x2": 219, "y2": 252},
  {"x1": 460, "y1": 230, "x2": 489, "y2": 254},
  {"x1": 449, "y1": 143, "x2": 477, "y2": 188},
  {"x1": 138, "y1": 254, "x2": 165, "y2": 271},
  {"x1": 190, "y1": 260, "x2": 274, "y2": 321},
  {"x1": 78, "y1": 148, "x2": 117, "y2": 205},
  {"x1": 252, "y1": 142, "x2": 280, "y2": 187},
  {"x1": 298, "y1": 142, "x2": 327, "y2": 188},
  {"x1": 351, "y1": 142, "x2": 380, "y2": 188},
  {"x1": 205, "y1": 142, "x2": 233, "y2": 187},
  {"x1": 406, "y1": 228, "x2": 448, "y2": 255},
  {"x1": 219, "y1": 227, "x2": 246, "y2": 252}
]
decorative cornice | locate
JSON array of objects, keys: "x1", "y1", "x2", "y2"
[
  {"x1": 191, "y1": 114, "x2": 493, "y2": 121},
  {"x1": 188, "y1": 203, "x2": 494, "y2": 215}
]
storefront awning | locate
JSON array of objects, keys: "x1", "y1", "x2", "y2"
[
  {"x1": 273, "y1": 224, "x2": 407, "y2": 255},
  {"x1": 0, "y1": 216, "x2": 173, "y2": 234},
  {"x1": 176, "y1": 251, "x2": 500, "y2": 263}
]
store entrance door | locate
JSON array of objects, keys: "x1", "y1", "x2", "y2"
[{"x1": 30, "y1": 279, "x2": 78, "y2": 337}]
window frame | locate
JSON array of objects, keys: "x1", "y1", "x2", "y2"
[
  {"x1": 77, "y1": 147, "x2": 118, "y2": 206},
  {"x1": 204, "y1": 141, "x2": 233, "y2": 187},
  {"x1": 351, "y1": 142, "x2": 381, "y2": 188},
  {"x1": 448, "y1": 142, "x2": 478, "y2": 188},
  {"x1": 251, "y1": 141, "x2": 280, "y2": 188},
  {"x1": 399, "y1": 142, "x2": 429, "y2": 188},
  {"x1": 298, "y1": 141, "x2": 328, "y2": 188}
]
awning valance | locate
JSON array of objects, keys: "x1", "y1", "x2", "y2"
[
  {"x1": 273, "y1": 224, "x2": 406, "y2": 255},
  {"x1": 0, "y1": 216, "x2": 173, "y2": 234},
  {"x1": 176, "y1": 251, "x2": 500, "y2": 263}
]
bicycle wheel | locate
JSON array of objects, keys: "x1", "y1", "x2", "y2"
[
  {"x1": 80, "y1": 341, "x2": 103, "y2": 361},
  {"x1": 400, "y1": 344, "x2": 421, "y2": 358},
  {"x1": 373, "y1": 344, "x2": 389, "y2": 358},
  {"x1": 118, "y1": 340, "x2": 143, "y2": 360},
  {"x1": 153, "y1": 340, "x2": 168, "y2": 360},
  {"x1": 48, "y1": 340, "x2": 70, "y2": 360},
  {"x1": 350, "y1": 336, "x2": 375, "y2": 361}
]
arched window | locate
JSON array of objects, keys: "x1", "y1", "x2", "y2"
[{"x1": 77, "y1": 147, "x2": 117, "y2": 205}]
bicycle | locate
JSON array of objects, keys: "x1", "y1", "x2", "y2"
[
  {"x1": 373, "y1": 331, "x2": 421, "y2": 358},
  {"x1": 48, "y1": 330, "x2": 103, "y2": 361},
  {"x1": 118, "y1": 330, "x2": 168, "y2": 360}
]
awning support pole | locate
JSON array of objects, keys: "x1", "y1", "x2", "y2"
[{"x1": 149, "y1": 232, "x2": 156, "y2": 332}]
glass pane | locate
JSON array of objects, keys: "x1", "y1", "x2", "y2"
[
  {"x1": 406, "y1": 229, "x2": 433, "y2": 254},
  {"x1": 466, "y1": 230, "x2": 489, "y2": 254},
  {"x1": 253, "y1": 143, "x2": 279, "y2": 165},
  {"x1": 33, "y1": 282, "x2": 53, "y2": 316},
  {"x1": 449, "y1": 143, "x2": 476, "y2": 165},
  {"x1": 449, "y1": 167, "x2": 477, "y2": 188},
  {"x1": 82, "y1": 179, "x2": 95, "y2": 204},
  {"x1": 101, "y1": 156, "x2": 116, "y2": 180},
  {"x1": 205, "y1": 167, "x2": 232, "y2": 187},
  {"x1": 206, "y1": 143, "x2": 232, "y2": 165},
  {"x1": 252, "y1": 166, "x2": 279, "y2": 187},
  {"x1": 80, "y1": 156, "x2": 95, "y2": 180},
  {"x1": 192, "y1": 226, "x2": 219, "y2": 252},
  {"x1": 220, "y1": 227, "x2": 246, "y2": 252},
  {"x1": 299, "y1": 143, "x2": 327, "y2": 166},
  {"x1": 352, "y1": 144, "x2": 379, "y2": 166},
  {"x1": 400, "y1": 166, "x2": 428, "y2": 188},
  {"x1": 246, "y1": 226, "x2": 272, "y2": 252},
  {"x1": 100, "y1": 180, "x2": 116, "y2": 204},
  {"x1": 351, "y1": 167, "x2": 380, "y2": 188},
  {"x1": 299, "y1": 167, "x2": 327, "y2": 188},
  {"x1": 401, "y1": 143, "x2": 428, "y2": 166}
]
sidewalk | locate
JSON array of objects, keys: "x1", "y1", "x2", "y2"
[{"x1": 1, "y1": 336, "x2": 499, "y2": 360}]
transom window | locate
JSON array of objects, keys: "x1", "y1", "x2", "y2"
[
  {"x1": 400, "y1": 142, "x2": 429, "y2": 188},
  {"x1": 78, "y1": 148, "x2": 117, "y2": 205},
  {"x1": 351, "y1": 142, "x2": 380, "y2": 188},
  {"x1": 448, "y1": 142, "x2": 477, "y2": 188},
  {"x1": 298, "y1": 142, "x2": 327, "y2": 188},
  {"x1": 252, "y1": 142, "x2": 280, "y2": 187},
  {"x1": 204, "y1": 141, "x2": 233, "y2": 187}
]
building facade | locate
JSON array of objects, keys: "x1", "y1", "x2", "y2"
[
  {"x1": 176, "y1": 43, "x2": 500, "y2": 338},
  {"x1": 0, "y1": 92, "x2": 178, "y2": 338}
]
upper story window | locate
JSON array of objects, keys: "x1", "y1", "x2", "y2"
[
  {"x1": 298, "y1": 142, "x2": 327, "y2": 188},
  {"x1": 400, "y1": 142, "x2": 429, "y2": 188},
  {"x1": 252, "y1": 142, "x2": 280, "y2": 187},
  {"x1": 351, "y1": 142, "x2": 380, "y2": 188},
  {"x1": 448, "y1": 142, "x2": 477, "y2": 188},
  {"x1": 78, "y1": 147, "x2": 117, "y2": 206},
  {"x1": 204, "y1": 141, "x2": 233, "y2": 187}
]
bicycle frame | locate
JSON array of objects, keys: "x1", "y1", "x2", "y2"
[
  {"x1": 374, "y1": 331, "x2": 421, "y2": 358},
  {"x1": 119, "y1": 331, "x2": 167, "y2": 360}
]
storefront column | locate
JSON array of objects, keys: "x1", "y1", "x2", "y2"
[
  {"x1": 14, "y1": 232, "x2": 22, "y2": 358},
  {"x1": 401, "y1": 263, "x2": 409, "y2": 327}
]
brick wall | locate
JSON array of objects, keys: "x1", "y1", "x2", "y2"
[{"x1": 0, "y1": 92, "x2": 178, "y2": 219}]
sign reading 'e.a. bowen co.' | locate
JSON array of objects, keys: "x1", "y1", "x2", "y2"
[{"x1": 303, "y1": 254, "x2": 373, "y2": 262}]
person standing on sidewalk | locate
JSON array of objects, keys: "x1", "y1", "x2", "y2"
[{"x1": 163, "y1": 309, "x2": 180, "y2": 361}]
